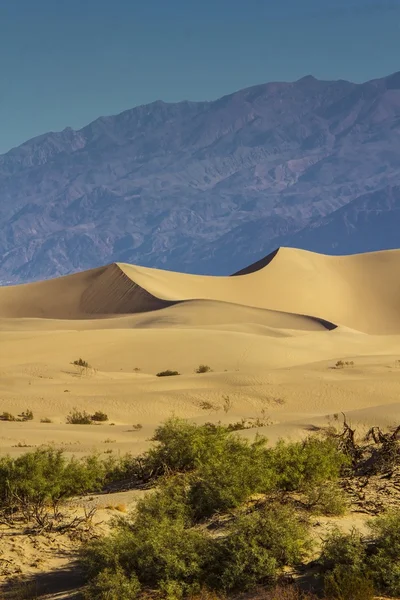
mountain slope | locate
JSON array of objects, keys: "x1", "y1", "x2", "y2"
[{"x1": 1, "y1": 72, "x2": 400, "y2": 283}]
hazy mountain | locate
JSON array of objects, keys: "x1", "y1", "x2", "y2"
[{"x1": 1, "y1": 71, "x2": 400, "y2": 283}]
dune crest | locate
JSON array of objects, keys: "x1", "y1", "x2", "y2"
[{"x1": 1, "y1": 247, "x2": 400, "y2": 333}]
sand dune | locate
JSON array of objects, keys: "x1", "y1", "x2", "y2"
[{"x1": 2, "y1": 247, "x2": 400, "y2": 333}]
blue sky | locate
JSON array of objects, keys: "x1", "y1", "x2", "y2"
[{"x1": 0, "y1": 0, "x2": 399, "y2": 153}]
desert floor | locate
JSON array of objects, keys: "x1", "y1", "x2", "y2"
[{"x1": 2, "y1": 247, "x2": 400, "y2": 597}]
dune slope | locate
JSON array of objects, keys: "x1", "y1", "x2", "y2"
[{"x1": 2, "y1": 247, "x2": 400, "y2": 333}]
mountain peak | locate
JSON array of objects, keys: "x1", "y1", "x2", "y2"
[{"x1": 0, "y1": 71, "x2": 399, "y2": 284}]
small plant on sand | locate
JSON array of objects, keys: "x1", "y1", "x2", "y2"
[
  {"x1": 334, "y1": 360, "x2": 354, "y2": 369},
  {"x1": 0, "y1": 411, "x2": 16, "y2": 421},
  {"x1": 19, "y1": 409, "x2": 34, "y2": 421},
  {"x1": 131, "y1": 423, "x2": 143, "y2": 430},
  {"x1": 40, "y1": 417, "x2": 52, "y2": 423},
  {"x1": 195, "y1": 364, "x2": 213, "y2": 374},
  {"x1": 156, "y1": 369, "x2": 180, "y2": 377},
  {"x1": 91, "y1": 411, "x2": 109, "y2": 422},
  {"x1": 198, "y1": 400, "x2": 219, "y2": 411},
  {"x1": 222, "y1": 395, "x2": 233, "y2": 414},
  {"x1": 73, "y1": 358, "x2": 91, "y2": 368},
  {"x1": 66, "y1": 409, "x2": 93, "y2": 425}
]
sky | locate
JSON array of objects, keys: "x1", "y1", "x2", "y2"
[{"x1": 0, "y1": 0, "x2": 399, "y2": 154}]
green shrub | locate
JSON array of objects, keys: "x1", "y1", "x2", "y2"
[
  {"x1": 189, "y1": 436, "x2": 274, "y2": 519},
  {"x1": 66, "y1": 408, "x2": 92, "y2": 425},
  {"x1": 91, "y1": 411, "x2": 109, "y2": 422},
  {"x1": 368, "y1": 510, "x2": 400, "y2": 595},
  {"x1": 305, "y1": 482, "x2": 347, "y2": 516},
  {"x1": 145, "y1": 418, "x2": 231, "y2": 476},
  {"x1": 320, "y1": 527, "x2": 367, "y2": 573},
  {"x1": 195, "y1": 365, "x2": 212, "y2": 374},
  {"x1": 83, "y1": 567, "x2": 141, "y2": 600},
  {"x1": 323, "y1": 565, "x2": 374, "y2": 600},
  {"x1": 156, "y1": 370, "x2": 180, "y2": 377},
  {"x1": 273, "y1": 437, "x2": 349, "y2": 492},
  {"x1": 82, "y1": 501, "x2": 211, "y2": 596},
  {"x1": 0, "y1": 448, "x2": 108, "y2": 524},
  {"x1": 211, "y1": 504, "x2": 311, "y2": 591}
]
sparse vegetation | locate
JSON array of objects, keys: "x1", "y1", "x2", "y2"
[
  {"x1": 156, "y1": 369, "x2": 180, "y2": 377},
  {"x1": 0, "y1": 411, "x2": 16, "y2": 421},
  {"x1": 131, "y1": 423, "x2": 143, "y2": 430},
  {"x1": 91, "y1": 411, "x2": 109, "y2": 422},
  {"x1": 66, "y1": 408, "x2": 93, "y2": 425},
  {"x1": 334, "y1": 360, "x2": 354, "y2": 369},
  {"x1": 40, "y1": 417, "x2": 52, "y2": 423},
  {"x1": 222, "y1": 394, "x2": 233, "y2": 413},
  {"x1": 195, "y1": 364, "x2": 213, "y2": 374},
  {"x1": 73, "y1": 358, "x2": 91, "y2": 368},
  {"x1": 19, "y1": 409, "x2": 34, "y2": 421}
]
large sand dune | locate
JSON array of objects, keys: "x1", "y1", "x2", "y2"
[
  {"x1": 2, "y1": 247, "x2": 400, "y2": 460},
  {"x1": 2, "y1": 247, "x2": 400, "y2": 333}
]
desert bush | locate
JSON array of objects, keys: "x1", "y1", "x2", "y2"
[
  {"x1": 91, "y1": 411, "x2": 109, "y2": 422},
  {"x1": 323, "y1": 565, "x2": 374, "y2": 600},
  {"x1": 305, "y1": 482, "x2": 347, "y2": 516},
  {"x1": 19, "y1": 409, "x2": 34, "y2": 421},
  {"x1": 40, "y1": 417, "x2": 52, "y2": 423},
  {"x1": 273, "y1": 437, "x2": 349, "y2": 492},
  {"x1": 131, "y1": 423, "x2": 143, "y2": 430},
  {"x1": 257, "y1": 587, "x2": 319, "y2": 600},
  {"x1": 188, "y1": 435, "x2": 274, "y2": 519},
  {"x1": 319, "y1": 527, "x2": 374, "y2": 598},
  {"x1": 367, "y1": 510, "x2": 400, "y2": 595},
  {"x1": 145, "y1": 418, "x2": 232, "y2": 476},
  {"x1": 83, "y1": 567, "x2": 141, "y2": 600},
  {"x1": 222, "y1": 395, "x2": 232, "y2": 413},
  {"x1": 0, "y1": 448, "x2": 107, "y2": 525},
  {"x1": 73, "y1": 358, "x2": 91, "y2": 368},
  {"x1": 320, "y1": 527, "x2": 367, "y2": 573},
  {"x1": 334, "y1": 360, "x2": 354, "y2": 369},
  {"x1": 0, "y1": 411, "x2": 16, "y2": 421},
  {"x1": 66, "y1": 408, "x2": 92, "y2": 425},
  {"x1": 82, "y1": 500, "x2": 211, "y2": 597},
  {"x1": 211, "y1": 503, "x2": 311, "y2": 591},
  {"x1": 195, "y1": 365, "x2": 212, "y2": 374},
  {"x1": 156, "y1": 369, "x2": 180, "y2": 377}
]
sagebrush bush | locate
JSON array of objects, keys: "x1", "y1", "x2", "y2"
[
  {"x1": 66, "y1": 408, "x2": 92, "y2": 425},
  {"x1": 305, "y1": 482, "x2": 347, "y2": 516},
  {"x1": 145, "y1": 418, "x2": 232, "y2": 475},
  {"x1": 83, "y1": 567, "x2": 141, "y2": 600},
  {"x1": 73, "y1": 358, "x2": 91, "y2": 368},
  {"x1": 156, "y1": 370, "x2": 180, "y2": 377},
  {"x1": 189, "y1": 436, "x2": 274, "y2": 519},
  {"x1": 0, "y1": 411, "x2": 16, "y2": 421},
  {"x1": 210, "y1": 503, "x2": 311, "y2": 591},
  {"x1": 273, "y1": 437, "x2": 349, "y2": 492},
  {"x1": 195, "y1": 365, "x2": 212, "y2": 374},
  {"x1": 323, "y1": 565, "x2": 374, "y2": 600},
  {"x1": 91, "y1": 411, "x2": 109, "y2": 422},
  {"x1": 0, "y1": 448, "x2": 108, "y2": 523},
  {"x1": 368, "y1": 510, "x2": 400, "y2": 595}
]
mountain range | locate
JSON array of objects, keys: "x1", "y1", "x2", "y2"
[{"x1": 1, "y1": 71, "x2": 400, "y2": 284}]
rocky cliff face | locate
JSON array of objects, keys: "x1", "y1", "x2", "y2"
[{"x1": 1, "y1": 72, "x2": 400, "y2": 283}]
